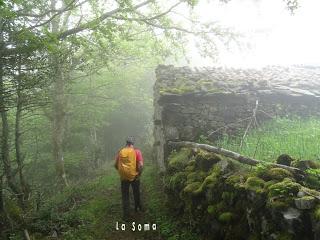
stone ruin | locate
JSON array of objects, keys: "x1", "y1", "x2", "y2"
[
  {"x1": 153, "y1": 65, "x2": 320, "y2": 240},
  {"x1": 154, "y1": 64, "x2": 320, "y2": 170}
]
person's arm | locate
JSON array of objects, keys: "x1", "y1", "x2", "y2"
[{"x1": 136, "y1": 149, "x2": 144, "y2": 175}]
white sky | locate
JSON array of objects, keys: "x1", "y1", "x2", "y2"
[{"x1": 184, "y1": 0, "x2": 320, "y2": 67}]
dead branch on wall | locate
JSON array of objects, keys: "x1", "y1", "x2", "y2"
[{"x1": 168, "y1": 140, "x2": 305, "y2": 177}]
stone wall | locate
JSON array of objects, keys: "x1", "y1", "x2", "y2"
[
  {"x1": 164, "y1": 147, "x2": 320, "y2": 240},
  {"x1": 153, "y1": 65, "x2": 320, "y2": 170}
]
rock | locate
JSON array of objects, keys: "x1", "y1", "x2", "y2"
[
  {"x1": 294, "y1": 196, "x2": 316, "y2": 210},
  {"x1": 195, "y1": 150, "x2": 221, "y2": 171},
  {"x1": 281, "y1": 208, "x2": 304, "y2": 236},
  {"x1": 293, "y1": 160, "x2": 320, "y2": 171},
  {"x1": 216, "y1": 159, "x2": 233, "y2": 173},
  {"x1": 276, "y1": 154, "x2": 294, "y2": 166},
  {"x1": 297, "y1": 191, "x2": 306, "y2": 198},
  {"x1": 282, "y1": 208, "x2": 301, "y2": 220},
  {"x1": 246, "y1": 208, "x2": 255, "y2": 231},
  {"x1": 266, "y1": 168, "x2": 293, "y2": 181}
]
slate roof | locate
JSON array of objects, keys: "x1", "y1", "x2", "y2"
[{"x1": 155, "y1": 65, "x2": 320, "y2": 98}]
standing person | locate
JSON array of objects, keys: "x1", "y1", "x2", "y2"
[{"x1": 115, "y1": 136, "x2": 144, "y2": 221}]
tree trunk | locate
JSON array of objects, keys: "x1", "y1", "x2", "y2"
[
  {"x1": 15, "y1": 70, "x2": 29, "y2": 205},
  {"x1": 50, "y1": 0, "x2": 68, "y2": 187},
  {"x1": 52, "y1": 60, "x2": 68, "y2": 186},
  {"x1": 0, "y1": 59, "x2": 19, "y2": 195},
  {"x1": 90, "y1": 127, "x2": 100, "y2": 168},
  {"x1": 168, "y1": 141, "x2": 305, "y2": 176}
]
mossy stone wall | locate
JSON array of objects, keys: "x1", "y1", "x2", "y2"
[{"x1": 164, "y1": 148, "x2": 320, "y2": 240}]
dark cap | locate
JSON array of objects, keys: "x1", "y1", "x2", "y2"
[{"x1": 126, "y1": 136, "x2": 135, "y2": 145}]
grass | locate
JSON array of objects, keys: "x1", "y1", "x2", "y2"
[
  {"x1": 27, "y1": 160, "x2": 197, "y2": 240},
  {"x1": 215, "y1": 117, "x2": 320, "y2": 162},
  {"x1": 29, "y1": 166, "x2": 121, "y2": 240}
]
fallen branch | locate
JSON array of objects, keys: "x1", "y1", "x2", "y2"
[{"x1": 168, "y1": 141, "x2": 305, "y2": 176}]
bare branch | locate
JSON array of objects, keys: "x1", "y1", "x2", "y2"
[{"x1": 58, "y1": 0, "x2": 153, "y2": 39}]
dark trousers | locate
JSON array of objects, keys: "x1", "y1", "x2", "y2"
[{"x1": 121, "y1": 178, "x2": 141, "y2": 218}]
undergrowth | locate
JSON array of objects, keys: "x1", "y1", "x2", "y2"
[{"x1": 214, "y1": 117, "x2": 320, "y2": 161}]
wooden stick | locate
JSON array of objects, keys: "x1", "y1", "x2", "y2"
[{"x1": 168, "y1": 141, "x2": 305, "y2": 176}]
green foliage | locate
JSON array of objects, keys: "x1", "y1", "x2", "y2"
[
  {"x1": 198, "y1": 134, "x2": 212, "y2": 144},
  {"x1": 195, "y1": 150, "x2": 221, "y2": 171},
  {"x1": 313, "y1": 205, "x2": 320, "y2": 221},
  {"x1": 244, "y1": 177, "x2": 265, "y2": 193},
  {"x1": 4, "y1": 197, "x2": 23, "y2": 224},
  {"x1": 268, "y1": 168, "x2": 293, "y2": 180},
  {"x1": 183, "y1": 182, "x2": 203, "y2": 196},
  {"x1": 305, "y1": 170, "x2": 320, "y2": 189},
  {"x1": 207, "y1": 205, "x2": 216, "y2": 215},
  {"x1": 216, "y1": 117, "x2": 320, "y2": 162},
  {"x1": 168, "y1": 172, "x2": 188, "y2": 190},
  {"x1": 168, "y1": 148, "x2": 192, "y2": 171},
  {"x1": 267, "y1": 178, "x2": 301, "y2": 198},
  {"x1": 306, "y1": 168, "x2": 320, "y2": 177},
  {"x1": 144, "y1": 164, "x2": 198, "y2": 240},
  {"x1": 218, "y1": 212, "x2": 234, "y2": 223},
  {"x1": 277, "y1": 232, "x2": 294, "y2": 240}
]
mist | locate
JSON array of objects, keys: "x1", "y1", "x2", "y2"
[
  {"x1": 1, "y1": 0, "x2": 320, "y2": 239},
  {"x1": 185, "y1": 0, "x2": 320, "y2": 67}
]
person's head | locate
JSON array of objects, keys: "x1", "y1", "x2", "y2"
[{"x1": 126, "y1": 136, "x2": 135, "y2": 146}]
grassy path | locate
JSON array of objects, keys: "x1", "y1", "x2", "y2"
[
  {"x1": 56, "y1": 162, "x2": 166, "y2": 240},
  {"x1": 35, "y1": 161, "x2": 196, "y2": 240},
  {"x1": 101, "y1": 163, "x2": 163, "y2": 240}
]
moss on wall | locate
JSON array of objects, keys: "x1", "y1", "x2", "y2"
[{"x1": 164, "y1": 148, "x2": 320, "y2": 240}]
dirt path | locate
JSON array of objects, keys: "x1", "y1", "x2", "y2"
[{"x1": 103, "y1": 167, "x2": 163, "y2": 240}]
